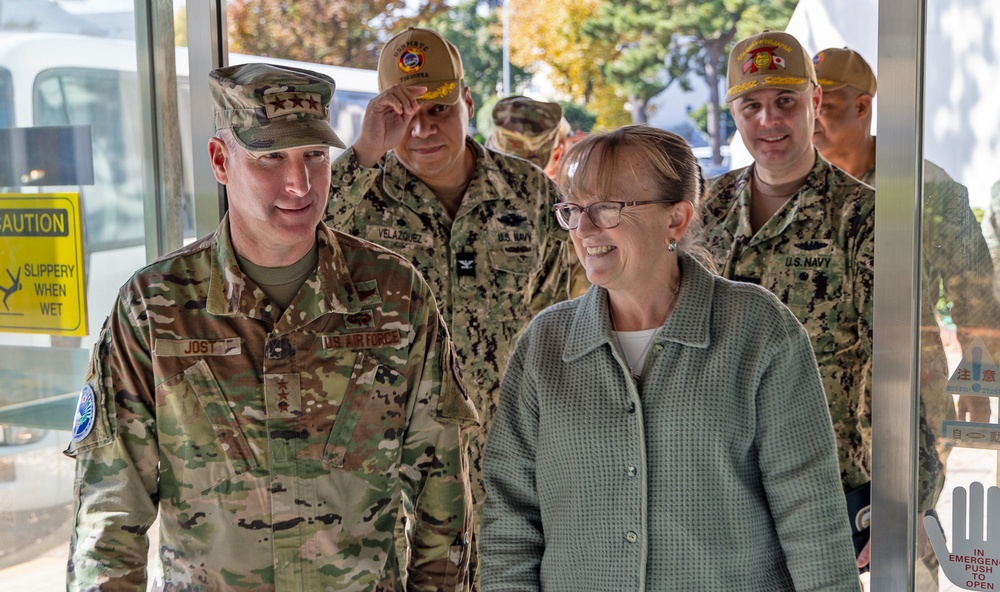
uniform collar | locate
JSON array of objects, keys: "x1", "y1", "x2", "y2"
[
  {"x1": 382, "y1": 138, "x2": 516, "y2": 218},
  {"x1": 562, "y1": 252, "x2": 713, "y2": 363},
  {"x1": 206, "y1": 215, "x2": 363, "y2": 324},
  {"x1": 729, "y1": 150, "x2": 837, "y2": 243}
]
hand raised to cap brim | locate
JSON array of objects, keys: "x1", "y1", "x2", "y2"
[{"x1": 353, "y1": 84, "x2": 427, "y2": 168}]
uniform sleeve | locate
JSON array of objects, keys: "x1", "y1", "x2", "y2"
[
  {"x1": 854, "y1": 207, "x2": 944, "y2": 511},
  {"x1": 64, "y1": 289, "x2": 159, "y2": 591},
  {"x1": 527, "y1": 175, "x2": 573, "y2": 314},
  {"x1": 756, "y1": 312, "x2": 862, "y2": 591},
  {"x1": 403, "y1": 286, "x2": 479, "y2": 592},
  {"x1": 853, "y1": 215, "x2": 876, "y2": 483},
  {"x1": 325, "y1": 146, "x2": 380, "y2": 233},
  {"x1": 479, "y1": 335, "x2": 543, "y2": 592}
]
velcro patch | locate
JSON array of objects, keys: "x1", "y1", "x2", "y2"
[
  {"x1": 71, "y1": 385, "x2": 96, "y2": 443},
  {"x1": 366, "y1": 225, "x2": 433, "y2": 247},
  {"x1": 322, "y1": 330, "x2": 401, "y2": 350},
  {"x1": 263, "y1": 92, "x2": 324, "y2": 118},
  {"x1": 354, "y1": 280, "x2": 382, "y2": 307},
  {"x1": 264, "y1": 373, "x2": 302, "y2": 418},
  {"x1": 154, "y1": 338, "x2": 242, "y2": 357},
  {"x1": 343, "y1": 310, "x2": 375, "y2": 329}
]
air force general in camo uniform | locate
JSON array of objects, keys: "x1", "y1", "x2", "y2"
[
  {"x1": 324, "y1": 27, "x2": 571, "y2": 580},
  {"x1": 65, "y1": 63, "x2": 477, "y2": 591}
]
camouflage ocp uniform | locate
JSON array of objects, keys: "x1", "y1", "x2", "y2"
[
  {"x1": 65, "y1": 217, "x2": 478, "y2": 591},
  {"x1": 325, "y1": 139, "x2": 570, "y2": 545},
  {"x1": 702, "y1": 153, "x2": 943, "y2": 510}
]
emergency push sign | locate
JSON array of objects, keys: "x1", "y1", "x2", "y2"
[{"x1": 0, "y1": 193, "x2": 87, "y2": 336}]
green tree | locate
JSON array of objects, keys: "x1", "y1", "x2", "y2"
[
  {"x1": 505, "y1": 0, "x2": 623, "y2": 128},
  {"x1": 174, "y1": 5, "x2": 187, "y2": 47},
  {"x1": 560, "y1": 101, "x2": 597, "y2": 132},
  {"x1": 418, "y1": 0, "x2": 530, "y2": 122},
  {"x1": 476, "y1": 94, "x2": 502, "y2": 141},
  {"x1": 227, "y1": 0, "x2": 449, "y2": 68},
  {"x1": 689, "y1": 102, "x2": 734, "y2": 144},
  {"x1": 585, "y1": 0, "x2": 796, "y2": 163}
]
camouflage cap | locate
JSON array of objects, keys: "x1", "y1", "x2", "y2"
[
  {"x1": 378, "y1": 27, "x2": 464, "y2": 104},
  {"x1": 210, "y1": 63, "x2": 345, "y2": 153},
  {"x1": 813, "y1": 47, "x2": 877, "y2": 96},
  {"x1": 487, "y1": 96, "x2": 563, "y2": 169},
  {"x1": 726, "y1": 31, "x2": 817, "y2": 102}
]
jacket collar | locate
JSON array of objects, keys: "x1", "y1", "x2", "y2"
[
  {"x1": 206, "y1": 216, "x2": 362, "y2": 325},
  {"x1": 563, "y1": 252, "x2": 714, "y2": 363},
  {"x1": 730, "y1": 150, "x2": 836, "y2": 243},
  {"x1": 382, "y1": 139, "x2": 516, "y2": 217}
]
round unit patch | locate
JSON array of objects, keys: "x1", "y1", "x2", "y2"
[
  {"x1": 855, "y1": 503, "x2": 871, "y2": 532},
  {"x1": 398, "y1": 47, "x2": 425, "y2": 74},
  {"x1": 71, "y1": 384, "x2": 96, "y2": 443}
]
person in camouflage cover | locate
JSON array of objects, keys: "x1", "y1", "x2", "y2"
[
  {"x1": 65, "y1": 62, "x2": 478, "y2": 592},
  {"x1": 812, "y1": 47, "x2": 997, "y2": 433},
  {"x1": 701, "y1": 32, "x2": 943, "y2": 571},
  {"x1": 487, "y1": 97, "x2": 590, "y2": 298},
  {"x1": 485, "y1": 96, "x2": 563, "y2": 172},
  {"x1": 324, "y1": 27, "x2": 571, "y2": 586}
]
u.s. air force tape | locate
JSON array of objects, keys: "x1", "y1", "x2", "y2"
[
  {"x1": 71, "y1": 384, "x2": 96, "y2": 443},
  {"x1": 322, "y1": 330, "x2": 401, "y2": 350}
]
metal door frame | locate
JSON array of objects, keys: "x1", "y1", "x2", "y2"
[{"x1": 871, "y1": 0, "x2": 926, "y2": 588}]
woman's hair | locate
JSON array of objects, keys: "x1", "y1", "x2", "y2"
[{"x1": 558, "y1": 125, "x2": 710, "y2": 257}]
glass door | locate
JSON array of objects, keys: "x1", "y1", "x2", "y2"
[{"x1": 873, "y1": 0, "x2": 1000, "y2": 590}]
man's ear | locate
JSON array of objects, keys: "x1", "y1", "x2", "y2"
[
  {"x1": 208, "y1": 136, "x2": 230, "y2": 184},
  {"x1": 856, "y1": 93, "x2": 873, "y2": 120},
  {"x1": 463, "y1": 86, "x2": 474, "y2": 120},
  {"x1": 811, "y1": 84, "x2": 823, "y2": 112}
]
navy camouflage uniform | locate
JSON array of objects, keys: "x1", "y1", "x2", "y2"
[
  {"x1": 325, "y1": 139, "x2": 571, "y2": 551},
  {"x1": 702, "y1": 153, "x2": 943, "y2": 509}
]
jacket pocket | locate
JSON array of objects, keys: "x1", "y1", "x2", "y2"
[
  {"x1": 156, "y1": 359, "x2": 258, "y2": 503},
  {"x1": 324, "y1": 352, "x2": 409, "y2": 475}
]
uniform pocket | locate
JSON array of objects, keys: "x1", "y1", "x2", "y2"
[
  {"x1": 155, "y1": 359, "x2": 258, "y2": 503},
  {"x1": 487, "y1": 240, "x2": 540, "y2": 276},
  {"x1": 324, "y1": 352, "x2": 409, "y2": 475},
  {"x1": 488, "y1": 210, "x2": 541, "y2": 276},
  {"x1": 763, "y1": 252, "x2": 847, "y2": 354}
]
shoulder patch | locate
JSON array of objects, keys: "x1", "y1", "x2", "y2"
[{"x1": 71, "y1": 385, "x2": 96, "y2": 443}]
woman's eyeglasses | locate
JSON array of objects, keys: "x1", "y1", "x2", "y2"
[{"x1": 552, "y1": 200, "x2": 673, "y2": 230}]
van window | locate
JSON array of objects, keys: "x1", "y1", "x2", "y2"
[
  {"x1": 330, "y1": 89, "x2": 376, "y2": 148},
  {"x1": 34, "y1": 68, "x2": 145, "y2": 252},
  {"x1": 0, "y1": 68, "x2": 12, "y2": 128}
]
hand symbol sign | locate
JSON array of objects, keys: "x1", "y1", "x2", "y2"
[{"x1": 925, "y1": 482, "x2": 1000, "y2": 590}]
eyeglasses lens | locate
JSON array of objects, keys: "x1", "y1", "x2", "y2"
[{"x1": 590, "y1": 203, "x2": 621, "y2": 228}]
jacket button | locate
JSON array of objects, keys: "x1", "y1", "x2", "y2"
[
  {"x1": 625, "y1": 531, "x2": 638, "y2": 543},
  {"x1": 626, "y1": 465, "x2": 637, "y2": 478},
  {"x1": 653, "y1": 344, "x2": 664, "y2": 352}
]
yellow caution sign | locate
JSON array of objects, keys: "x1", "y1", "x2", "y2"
[{"x1": 0, "y1": 193, "x2": 87, "y2": 336}]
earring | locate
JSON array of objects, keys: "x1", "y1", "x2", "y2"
[{"x1": 668, "y1": 239, "x2": 677, "y2": 252}]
